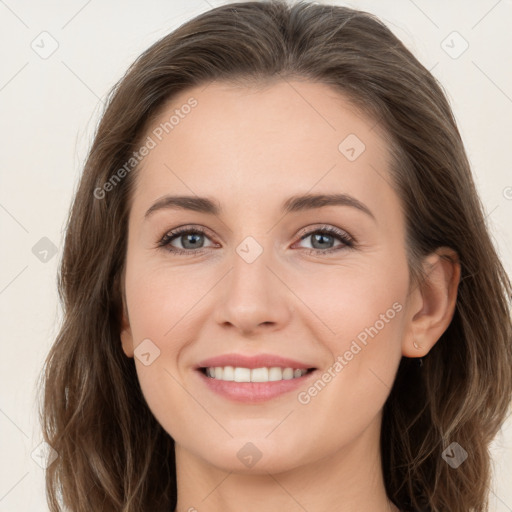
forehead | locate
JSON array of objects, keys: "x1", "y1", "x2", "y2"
[{"x1": 131, "y1": 79, "x2": 395, "y2": 215}]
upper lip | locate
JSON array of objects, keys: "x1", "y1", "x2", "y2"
[{"x1": 196, "y1": 353, "x2": 316, "y2": 370}]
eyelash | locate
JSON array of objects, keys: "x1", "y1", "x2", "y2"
[{"x1": 157, "y1": 225, "x2": 355, "y2": 257}]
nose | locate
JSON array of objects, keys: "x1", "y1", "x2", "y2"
[{"x1": 214, "y1": 245, "x2": 293, "y2": 336}]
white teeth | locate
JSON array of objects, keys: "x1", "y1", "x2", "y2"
[
  {"x1": 282, "y1": 368, "x2": 294, "y2": 380},
  {"x1": 222, "y1": 366, "x2": 234, "y2": 381},
  {"x1": 268, "y1": 367, "x2": 283, "y2": 381},
  {"x1": 234, "y1": 367, "x2": 251, "y2": 382},
  {"x1": 251, "y1": 367, "x2": 269, "y2": 382},
  {"x1": 204, "y1": 366, "x2": 309, "y2": 382}
]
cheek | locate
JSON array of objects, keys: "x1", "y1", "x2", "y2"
[
  {"x1": 124, "y1": 250, "x2": 212, "y2": 341},
  {"x1": 291, "y1": 267, "x2": 406, "y2": 450},
  {"x1": 288, "y1": 256, "x2": 408, "y2": 350},
  {"x1": 123, "y1": 256, "x2": 214, "y2": 437},
  {"x1": 288, "y1": 253, "x2": 408, "y2": 418}
]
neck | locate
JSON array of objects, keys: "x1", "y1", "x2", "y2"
[{"x1": 173, "y1": 412, "x2": 399, "y2": 512}]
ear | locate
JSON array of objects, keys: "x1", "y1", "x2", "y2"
[
  {"x1": 119, "y1": 286, "x2": 134, "y2": 358},
  {"x1": 402, "y1": 247, "x2": 461, "y2": 358}
]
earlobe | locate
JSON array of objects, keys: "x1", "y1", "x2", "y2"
[
  {"x1": 402, "y1": 248, "x2": 460, "y2": 358},
  {"x1": 120, "y1": 324, "x2": 134, "y2": 358},
  {"x1": 120, "y1": 295, "x2": 134, "y2": 358}
]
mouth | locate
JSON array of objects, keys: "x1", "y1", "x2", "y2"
[
  {"x1": 193, "y1": 353, "x2": 319, "y2": 402},
  {"x1": 195, "y1": 365, "x2": 319, "y2": 403},
  {"x1": 197, "y1": 366, "x2": 317, "y2": 382}
]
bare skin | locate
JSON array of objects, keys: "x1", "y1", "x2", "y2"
[{"x1": 120, "y1": 79, "x2": 460, "y2": 512}]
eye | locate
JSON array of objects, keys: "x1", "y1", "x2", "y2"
[
  {"x1": 157, "y1": 224, "x2": 355, "y2": 256},
  {"x1": 294, "y1": 225, "x2": 354, "y2": 255},
  {"x1": 157, "y1": 226, "x2": 216, "y2": 255}
]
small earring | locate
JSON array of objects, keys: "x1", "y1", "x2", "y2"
[{"x1": 413, "y1": 341, "x2": 424, "y2": 368}]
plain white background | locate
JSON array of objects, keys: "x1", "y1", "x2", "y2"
[{"x1": 0, "y1": 0, "x2": 511, "y2": 510}]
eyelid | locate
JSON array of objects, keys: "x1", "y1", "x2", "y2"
[
  {"x1": 292, "y1": 224, "x2": 354, "y2": 253},
  {"x1": 157, "y1": 225, "x2": 216, "y2": 253},
  {"x1": 295, "y1": 224, "x2": 353, "y2": 243},
  {"x1": 157, "y1": 223, "x2": 355, "y2": 255}
]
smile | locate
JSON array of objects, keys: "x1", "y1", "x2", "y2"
[
  {"x1": 196, "y1": 366, "x2": 318, "y2": 403},
  {"x1": 201, "y1": 366, "x2": 315, "y2": 382}
]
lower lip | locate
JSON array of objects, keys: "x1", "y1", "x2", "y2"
[{"x1": 195, "y1": 369, "x2": 317, "y2": 403}]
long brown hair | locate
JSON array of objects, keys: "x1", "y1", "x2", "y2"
[{"x1": 39, "y1": 1, "x2": 512, "y2": 510}]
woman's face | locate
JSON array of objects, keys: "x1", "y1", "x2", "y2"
[{"x1": 120, "y1": 79, "x2": 416, "y2": 473}]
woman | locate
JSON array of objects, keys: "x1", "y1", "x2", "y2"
[{"x1": 39, "y1": 1, "x2": 512, "y2": 511}]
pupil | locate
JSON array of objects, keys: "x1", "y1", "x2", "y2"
[
  {"x1": 312, "y1": 233, "x2": 333, "y2": 249},
  {"x1": 183, "y1": 233, "x2": 203, "y2": 249}
]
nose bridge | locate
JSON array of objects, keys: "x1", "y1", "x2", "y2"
[
  {"x1": 215, "y1": 232, "x2": 292, "y2": 333},
  {"x1": 229, "y1": 233, "x2": 275, "y2": 306}
]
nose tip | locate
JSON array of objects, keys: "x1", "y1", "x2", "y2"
[{"x1": 213, "y1": 252, "x2": 293, "y2": 335}]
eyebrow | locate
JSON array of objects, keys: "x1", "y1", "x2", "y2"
[{"x1": 144, "y1": 193, "x2": 375, "y2": 220}]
